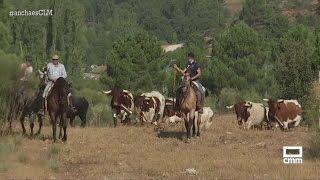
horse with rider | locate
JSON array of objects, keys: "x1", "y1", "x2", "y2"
[{"x1": 173, "y1": 52, "x2": 207, "y2": 143}]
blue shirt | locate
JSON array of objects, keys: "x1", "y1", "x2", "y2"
[{"x1": 185, "y1": 61, "x2": 200, "y2": 80}]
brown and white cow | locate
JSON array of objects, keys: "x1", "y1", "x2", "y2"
[
  {"x1": 244, "y1": 101, "x2": 269, "y2": 130},
  {"x1": 163, "y1": 98, "x2": 182, "y2": 120},
  {"x1": 102, "y1": 88, "x2": 134, "y2": 127},
  {"x1": 163, "y1": 98, "x2": 174, "y2": 117},
  {"x1": 134, "y1": 95, "x2": 161, "y2": 124},
  {"x1": 226, "y1": 101, "x2": 250, "y2": 126},
  {"x1": 141, "y1": 91, "x2": 165, "y2": 124},
  {"x1": 263, "y1": 99, "x2": 302, "y2": 130}
]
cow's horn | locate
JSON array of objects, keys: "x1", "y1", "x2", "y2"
[
  {"x1": 263, "y1": 99, "x2": 269, "y2": 102},
  {"x1": 102, "y1": 90, "x2": 111, "y2": 95},
  {"x1": 226, "y1": 105, "x2": 234, "y2": 109},
  {"x1": 38, "y1": 69, "x2": 44, "y2": 75},
  {"x1": 145, "y1": 97, "x2": 151, "y2": 100},
  {"x1": 277, "y1": 99, "x2": 284, "y2": 103},
  {"x1": 123, "y1": 90, "x2": 129, "y2": 93}
]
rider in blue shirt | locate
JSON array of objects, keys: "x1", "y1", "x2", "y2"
[{"x1": 173, "y1": 53, "x2": 205, "y2": 113}]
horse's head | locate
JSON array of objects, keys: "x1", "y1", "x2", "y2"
[
  {"x1": 181, "y1": 72, "x2": 192, "y2": 93},
  {"x1": 53, "y1": 77, "x2": 70, "y2": 98}
]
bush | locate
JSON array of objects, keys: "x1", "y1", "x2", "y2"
[
  {"x1": 303, "y1": 82, "x2": 320, "y2": 126},
  {"x1": 46, "y1": 144, "x2": 63, "y2": 172},
  {"x1": 216, "y1": 88, "x2": 242, "y2": 112},
  {"x1": 305, "y1": 82, "x2": 320, "y2": 159},
  {"x1": 18, "y1": 152, "x2": 29, "y2": 164},
  {"x1": 0, "y1": 51, "x2": 39, "y2": 126},
  {"x1": 47, "y1": 144, "x2": 60, "y2": 159},
  {"x1": 0, "y1": 51, "x2": 20, "y2": 121},
  {"x1": 307, "y1": 128, "x2": 320, "y2": 159},
  {"x1": 273, "y1": 24, "x2": 316, "y2": 100}
]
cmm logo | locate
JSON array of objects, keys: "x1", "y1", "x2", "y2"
[{"x1": 283, "y1": 146, "x2": 303, "y2": 164}]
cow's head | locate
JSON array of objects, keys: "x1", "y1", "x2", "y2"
[
  {"x1": 235, "y1": 101, "x2": 249, "y2": 125},
  {"x1": 103, "y1": 87, "x2": 130, "y2": 107},
  {"x1": 244, "y1": 101, "x2": 253, "y2": 108},
  {"x1": 133, "y1": 96, "x2": 154, "y2": 121},
  {"x1": 263, "y1": 99, "x2": 283, "y2": 117}
]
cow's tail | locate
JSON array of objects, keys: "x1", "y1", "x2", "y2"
[{"x1": 226, "y1": 105, "x2": 234, "y2": 109}]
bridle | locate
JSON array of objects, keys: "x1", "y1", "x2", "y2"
[{"x1": 180, "y1": 73, "x2": 192, "y2": 104}]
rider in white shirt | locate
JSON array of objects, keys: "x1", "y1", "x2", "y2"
[{"x1": 38, "y1": 54, "x2": 67, "y2": 115}]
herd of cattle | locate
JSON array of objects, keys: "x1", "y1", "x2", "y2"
[
  {"x1": 96, "y1": 87, "x2": 302, "y2": 131},
  {"x1": 27, "y1": 86, "x2": 303, "y2": 133},
  {"x1": 226, "y1": 99, "x2": 302, "y2": 130},
  {"x1": 101, "y1": 87, "x2": 214, "y2": 129}
]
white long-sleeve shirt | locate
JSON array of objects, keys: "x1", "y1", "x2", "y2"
[{"x1": 47, "y1": 62, "x2": 67, "y2": 82}]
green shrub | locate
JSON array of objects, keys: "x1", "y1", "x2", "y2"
[
  {"x1": 48, "y1": 158, "x2": 63, "y2": 172},
  {"x1": 18, "y1": 152, "x2": 29, "y2": 164},
  {"x1": 47, "y1": 144, "x2": 60, "y2": 159},
  {"x1": 216, "y1": 88, "x2": 242, "y2": 112}
]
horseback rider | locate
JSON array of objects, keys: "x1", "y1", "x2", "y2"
[
  {"x1": 38, "y1": 54, "x2": 67, "y2": 115},
  {"x1": 173, "y1": 53, "x2": 205, "y2": 113},
  {"x1": 17, "y1": 55, "x2": 34, "y2": 95}
]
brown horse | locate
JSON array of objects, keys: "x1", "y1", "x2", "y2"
[
  {"x1": 18, "y1": 68, "x2": 47, "y2": 136},
  {"x1": 7, "y1": 76, "x2": 44, "y2": 136},
  {"x1": 19, "y1": 84, "x2": 45, "y2": 136},
  {"x1": 179, "y1": 73, "x2": 202, "y2": 143},
  {"x1": 47, "y1": 77, "x2": 70, "y2": 142}
]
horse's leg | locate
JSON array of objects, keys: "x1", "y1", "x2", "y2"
[
  {"x1": 188, "y1": 112, "x2": 194, "y2": 141},
  {"x1": 49, "y1": 112, "x2": 57, "y2": 142},
  {"x1": 62, "y1": 113, "x2": 67, "y2": 142},
  {"x1": 192, "y1": 118, "x2": 196, "y2": 137},
  {"x1": 59, "y1": 114, "x2": 63, "y2": 140},
  {"x1": 35, "y1": 114, "x2": 43, "y2": 136},
  {"x1": 70, "y1": 115, "x2": 75, "y2": 127},
  {"x1": 184, "y1": 119, "x2": 189, "y2": 142},
  {"x1": 20, "y1": 112, "x2": 27, "y2": 135},
  {"x1": 183, "y1": 113, "x2": 190, "y2": 143},
  {"x1": 197, "y1": 113, "x2": 202, "y2": 137},
  {"x1": 29, "y1": 113, "x2": 34, "y2": 137}
]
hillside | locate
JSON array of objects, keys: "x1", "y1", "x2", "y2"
[{"x1": 1, "y1": 115, "x2": 319, "y2": 180}]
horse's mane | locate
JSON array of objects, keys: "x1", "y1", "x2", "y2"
[{"x1": 51, "y1": 77, "x2": 69, "y2": 97}]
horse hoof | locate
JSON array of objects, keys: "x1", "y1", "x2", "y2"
[
  {"x1": 192, "y1": 133, "x2": 196, "y2": 138},
  {"x1": 185, "y1": 138, "x2": 191, "y2": 143},
  {"x1": 197, "y1": 133, "x2": 200, "y2": 137}
]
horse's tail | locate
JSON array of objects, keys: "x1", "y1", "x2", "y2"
[{"x1": 205, "y1": 90, "x2": 209, "y2": 97}]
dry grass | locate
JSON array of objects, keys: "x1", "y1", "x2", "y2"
[{"x1": 0, "y1": 115, "x2": 320, "y2": 179}]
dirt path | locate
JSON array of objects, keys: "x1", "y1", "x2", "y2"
[{"x1": 1, "y1": 114, "x2": 320, "y2": 180}]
